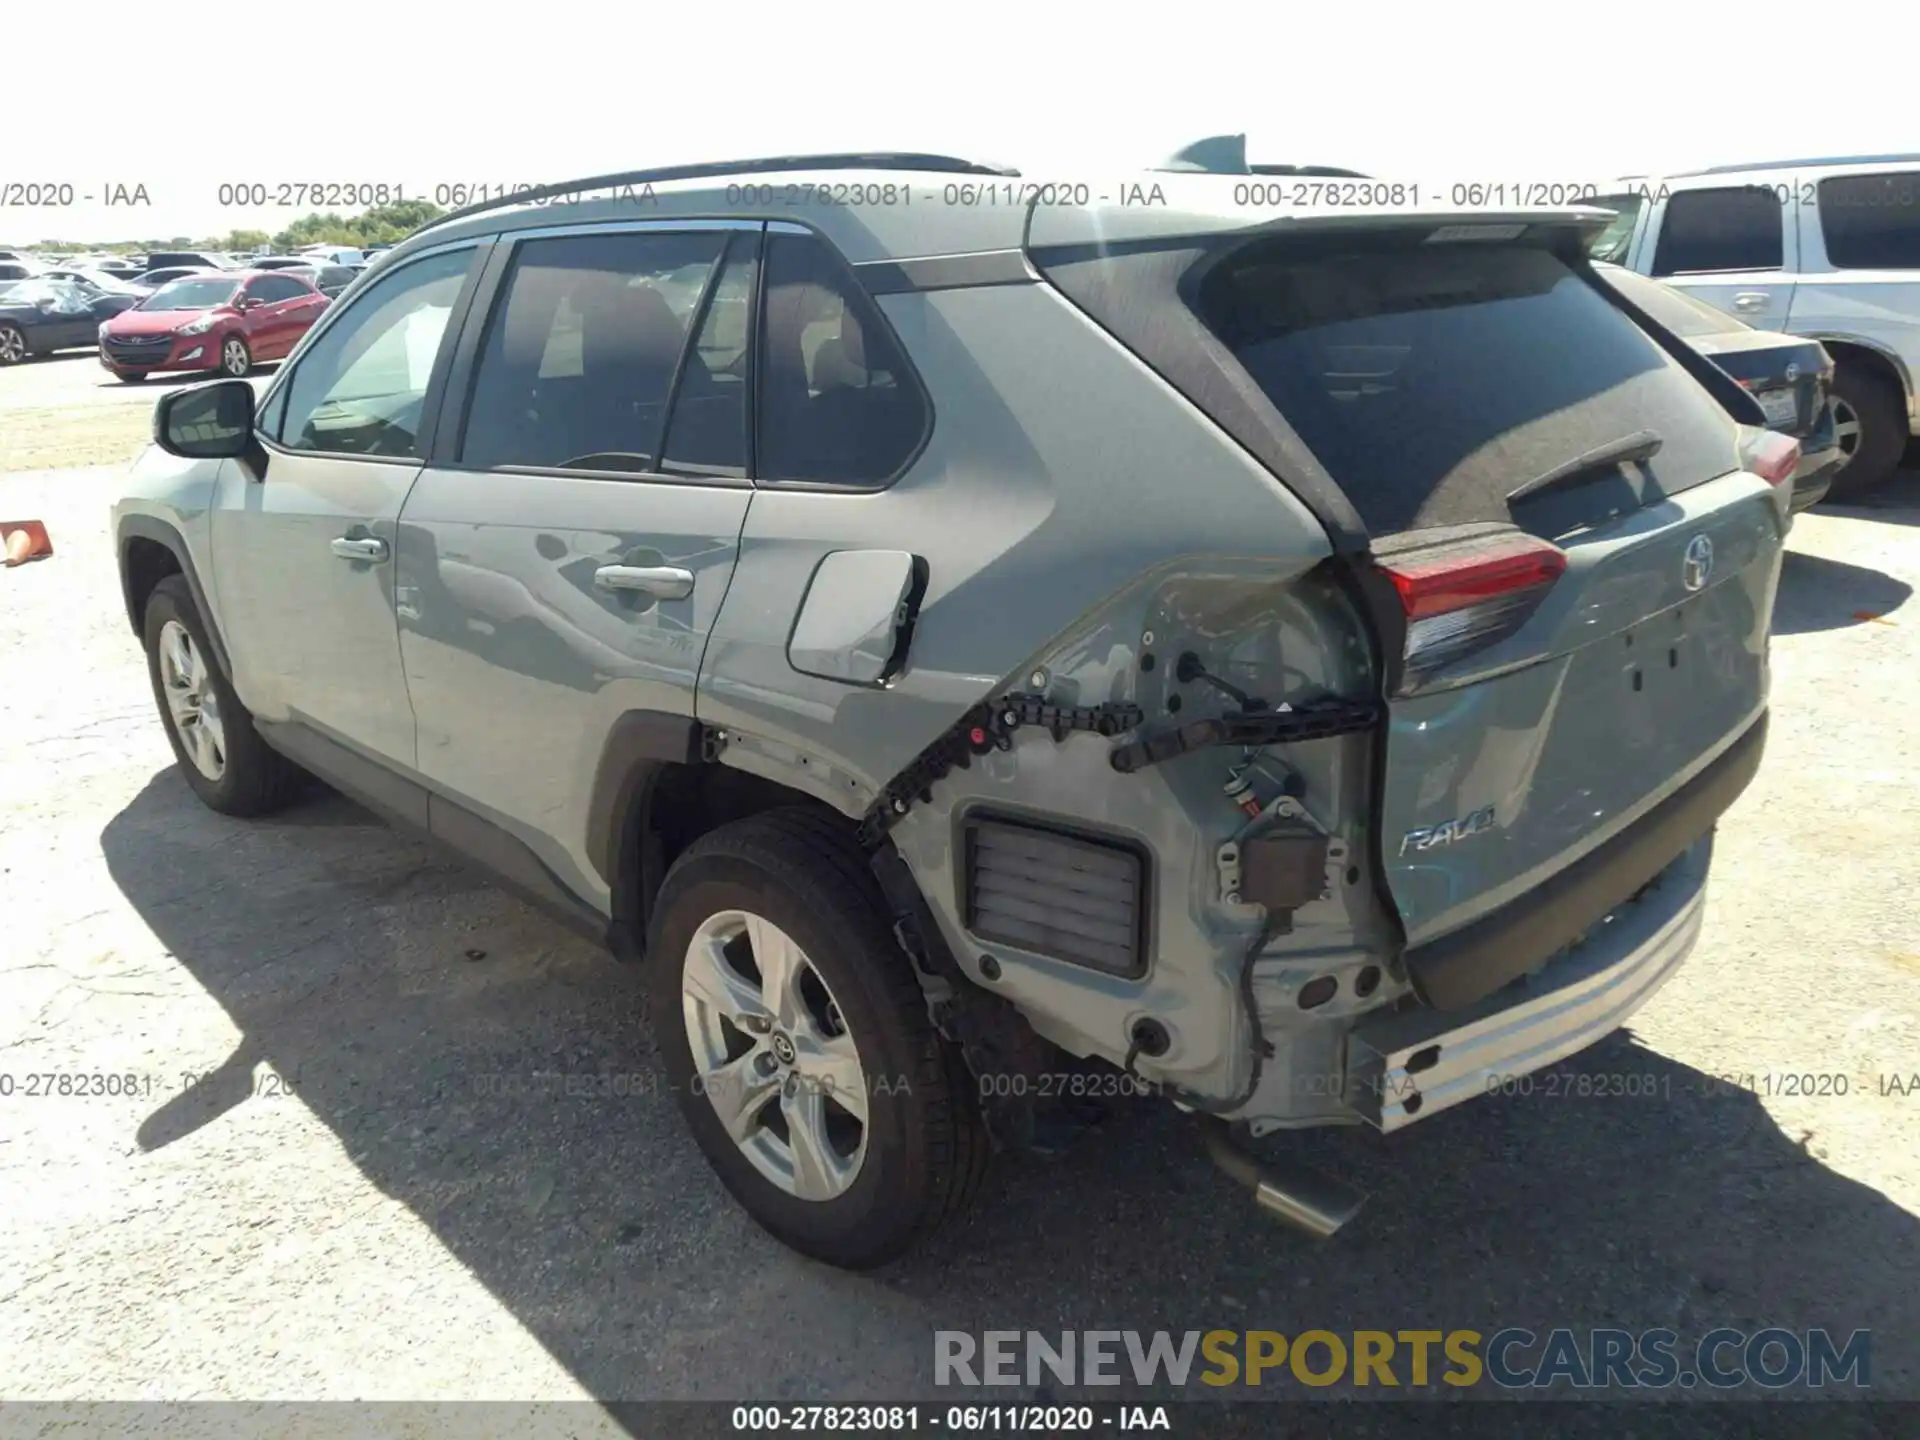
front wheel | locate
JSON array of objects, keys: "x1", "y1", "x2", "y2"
[
  {"x1": 219, "y1": 335, "x2": 251, "y2": 378},
  {"x1": 0, "y1": 324, "x2": 26, "y2": 365},
  {"x1": 142, "y1": 575, "x2": 305, "y2": 816},
  {"x1": 648, "y1": 808, "x2": 989, "y2": 1268}
]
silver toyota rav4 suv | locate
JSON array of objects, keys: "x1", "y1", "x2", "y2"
[{"x1": 112, "y1": 152, "x2": 1788, "y2": 1268}]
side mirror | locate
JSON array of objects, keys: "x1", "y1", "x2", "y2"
[
  {"x1": 240, "y1": 296, "x2": 265, "y2": 310},
  {"x1": 155, "y1": 378, "x2": 255, "y2": 460}
]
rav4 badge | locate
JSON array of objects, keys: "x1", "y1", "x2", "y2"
[{"x1": 1400, "y1": 805, "x2": 1497, "y2": 856}]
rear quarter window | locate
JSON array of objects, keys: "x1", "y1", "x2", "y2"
[
  {"x1": 1817, "y1": 172, "x2": 1920, "y2": 269},
  {"x1": 1195, "y1": 238, "x2": 1744, "y2": 537}
]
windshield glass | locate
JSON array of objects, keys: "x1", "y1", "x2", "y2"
[
  {"x1": 140, "y1": 278, "x2": 240, "y2": 311},
  {"x1": 1587, "y1": 195, "x2": 1643, "y2": 264},
  {"x1": 0, "y1": 280, "x2": 60, "y2": 305}
]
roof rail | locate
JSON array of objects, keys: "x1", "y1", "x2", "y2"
[
  {"x1": 428, "y1": 152, "x2": 1021, "y2": 230},
  {"x1": 1671, "y1": 152, "x2": 1920, "y2": 177}
]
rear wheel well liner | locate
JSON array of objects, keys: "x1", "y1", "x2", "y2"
[{"x1": 587, "y1": 714, "x2": 844, "y2": 960}]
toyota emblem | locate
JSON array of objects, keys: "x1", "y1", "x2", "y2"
[{"x1": 1682, "y1": 534, "x2": 1714, "y2": 592}]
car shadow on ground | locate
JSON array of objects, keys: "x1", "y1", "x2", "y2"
[
  {"x1": 100, "y1": 771, "x2": 1916, "y2": 1423},
  {"x1": 1772, "y1": 550, "x2": 1913, "y2": 634}
]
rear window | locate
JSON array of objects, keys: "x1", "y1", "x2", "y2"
[
  {"x1": 1651, "y1": 187, "x2": 1784, "y2": 275},
  {"x1": 1592, "y1": 264, "x2": 1745, "y2": 339},
  {"x1": 1817, "y1": 172, "x2": 1920, "y2": 269},
  {"x1": 1196, "y1": 238, "x2": 1743, "y2": 536}
]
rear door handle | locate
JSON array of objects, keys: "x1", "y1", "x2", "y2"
[
  {"x1": 1732, "y1": 292, "x2": 1769, "y2": 312},
  {"x1": 594, "y1": 564, "x2": 694, "y2": 599},
  {"x1": 330, "y1": 535, "x2": 389, "y2": 562}
]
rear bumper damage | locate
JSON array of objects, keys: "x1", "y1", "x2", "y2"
[{"x1": 1346, "y1": 833, "x2": 1710, "y2": 1132}]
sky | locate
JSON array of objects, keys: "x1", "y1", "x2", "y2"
[{"x1": 10, "y1": 0, "x2": 1918, "y2": 245}]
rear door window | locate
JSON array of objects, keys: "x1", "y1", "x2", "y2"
[
  {"x1": 1817, "y1": 171, "x2": 1920, "y2": 269},
  {"x1": 1195, "y1": 237, "x2": 1743, "y2": 536},
  {"x1": 1652, "y1": 186, "x2": 1784, "y2": 274},
  {"x1": 460, "y1": 229, "x2": 724, "y2": 475},
  {"x1": 755, "y1": 231, "x2": 930, "y2": 487}
]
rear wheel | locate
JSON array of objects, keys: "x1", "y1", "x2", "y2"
[
  {"x1": 0, "y1": 325, "x2": 25, "y2": 365},
  {"x1": 220, "y1": 335, "x2": 251, "y2": 378},
  {"x1": 142, "y1": 575, "x2": 305, "y2": 816},
  {"x1": 1823, "y1": 363, "x2": 1907, "y2": 500},
  {"x1": 648, "y1": 808, "x2": 989, "y2": 1268}
]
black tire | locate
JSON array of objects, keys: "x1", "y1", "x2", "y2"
[
  {"x1": 219, "y1": 334, "x2": 252, "y2": 378},
  {"x1": 1824, "y1": 363, "x2": 1907, "y2": 501},
  {"x1": 142, "y1": 574, "x2": 305, "y2": 816},
  {"x1": 116, "y1": 372, "x2": 147, "y2": 385},
  {"x1": 648, "y1": 807, "x2": 989, "y2": 1268},
  {"x1": 0, "y1": 324, "x2": 25, "y2": 365}
]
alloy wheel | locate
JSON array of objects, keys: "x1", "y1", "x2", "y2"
[
  {"x1": 681, "y1": 910, "x2": 868, "y2": 1201},
  {"x1": 1831, "y1": 396, "x2": 1861, "y2": 472},
  {"x1": 0, "y1": 327, "x2": 25, "y2": 364},
  {"x1": 222, "y1": 339, "x2": 248, "y2": 376},
  {"x1": 158, "y1": 619, "x2": 226, "y2": 780}
]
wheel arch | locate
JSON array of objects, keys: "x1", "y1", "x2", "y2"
[
  {"x1": 1805, "y1": 335, "x2": 1913, "y2": 407},
  {"x1": 116, "y1": 514, "x2": 233, "y2": 679},
  {"x1": 586, "y1": 712, "x2": 845, "y2": 961}
]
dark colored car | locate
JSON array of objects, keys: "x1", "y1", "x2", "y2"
[
  {"x1": 1595, "y1": 263, "x2": 1840, "y2": 513},
  {"x1": 0, "y1": 260, "x2": 45, "y2": 283},
  {"x1": 131, "y1": 266, "x2": 218, "y2": 291},
  {"x1": 143, "y1": 250, "x2": 235, "y2": 272},
  {"x1": 0, "y1": 278, "x2": 143, "y2": 364},
  {"x1": 98, "y1": 269, "x2": 329, "y2": 381}
]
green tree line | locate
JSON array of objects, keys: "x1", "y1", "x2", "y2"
[{"x1": 30, "y1": 198, "x2": 446, "y2": 255}]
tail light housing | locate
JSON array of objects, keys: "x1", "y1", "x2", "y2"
[
  {"x1": 1742, "y1": 430, "x2": 1800, "y2": 488},
  {"x1": 1372, "y1": 529, "x2": 1567, "y2": 692}
]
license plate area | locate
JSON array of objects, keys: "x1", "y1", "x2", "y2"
[{"x1": 1755, "y1": 387, "x2": 1798, "y2": 429}]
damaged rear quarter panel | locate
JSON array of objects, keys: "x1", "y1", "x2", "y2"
[{"x1": 697, "y1": 278, "x2": 1394, "y2": 1101}]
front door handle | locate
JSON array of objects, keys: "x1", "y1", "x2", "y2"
[
  {"x1": 594, "y1": 564, "x2": 694, "y2": 599},
  {"x1": 1731, "y1": 292, "x2": 1769, "y2": 312},
  {"x1": 330, "y1": 535, "x2": 389, "y2": 562}
]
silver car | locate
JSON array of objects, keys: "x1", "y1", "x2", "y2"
[
  {"x1": 1590, "y1": 153, "x2": 1920, "y2": 498},
  {"x1": 112, "y1": 151, "x2": 1788, "y2": 1268}
]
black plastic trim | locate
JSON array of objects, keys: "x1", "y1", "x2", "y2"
[
  {"x1": 1405, "y1": 709, "x2": 1768, "y2": 1011},
  {"x1": 585, "y1": 710, "x2": 708, "y2": 888},
  {"x1": 855, "y1": 250, "x2": 1038, "y2": 296},
  {"x1": 115, "y1": 514, "x2": 232, "y2": 680}
]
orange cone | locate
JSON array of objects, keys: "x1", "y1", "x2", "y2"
[{"x1": 1, "y1": 520, "x2": 53, "y2": 566}]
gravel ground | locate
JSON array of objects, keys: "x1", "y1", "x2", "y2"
[{"x1": 1, "y1": 377, "x2": 1916, "y2": 1428}]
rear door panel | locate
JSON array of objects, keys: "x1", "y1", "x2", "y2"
[{"x1": 394, "y1": 471, "x2": 749, "y2": 908}]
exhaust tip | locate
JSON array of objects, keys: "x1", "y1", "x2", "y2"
[{"x1": 1201, "y1": 1118, "x2": 1367, "y2": 1239}]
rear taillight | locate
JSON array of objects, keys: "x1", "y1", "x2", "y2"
[
  {"x1": 1374, "y1": 530, "x2": 1567, "y2": 690},
  {"x1": 1743, "y1": 430, "x2": 1800, "y2": 487}
]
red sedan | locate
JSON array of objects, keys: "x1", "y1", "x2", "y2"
[{"x1": 99, "y1": 269, "x2": 329, "y2": 381}]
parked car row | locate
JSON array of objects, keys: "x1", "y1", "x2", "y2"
[{"x1": 1588, "y1": 153, "x2": 1920, "y2": 500}]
